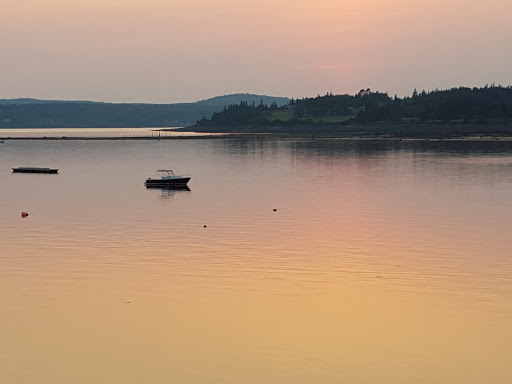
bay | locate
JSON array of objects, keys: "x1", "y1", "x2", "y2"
[{"x1": 1, "y1": 136, "x2": 512, "y2": 384}]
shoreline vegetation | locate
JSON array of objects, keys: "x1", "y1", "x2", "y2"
[
  {"x1": 1, "y1": 86, "x2": 511, "y2": 140},
  {"x1": 181, "y1": 85, "x2": 512, "y2": 138}
]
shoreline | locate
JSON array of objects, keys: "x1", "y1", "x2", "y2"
[
  {"x1": 2, "y1": 133, "x2": 512, "y2": 141},
  {"x1": 2, "y1": 122, "x2": 512, "y2": 141}
]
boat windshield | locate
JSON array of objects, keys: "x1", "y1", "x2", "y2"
[{"x1": 157, "y1": 169, "x2": 175, "y2": 176}]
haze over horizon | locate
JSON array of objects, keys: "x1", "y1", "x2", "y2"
[{"x1": 2, "y1": 0, "x2": 511, "y2": 103}]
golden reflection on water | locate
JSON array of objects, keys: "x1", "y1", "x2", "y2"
[{"x1": 1, "y1": 138, "x2": 512, "y2": 383}]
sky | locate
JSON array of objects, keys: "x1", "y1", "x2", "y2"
[{"x1": 1, "y1": 0, "x2": 511, "y2": 103}]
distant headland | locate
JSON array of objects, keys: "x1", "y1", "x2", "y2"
[
  {"x1": 182, "y1": 85, "x2": 512, "y2": 139},
  {"x1": 0, "y1": 94, "x2": 289, "y2": 128}
]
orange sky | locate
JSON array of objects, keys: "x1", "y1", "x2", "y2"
[{"x1": 1, "y1": 0, "x2": 511, "y2": 102}]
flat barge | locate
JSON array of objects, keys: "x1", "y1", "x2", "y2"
[{"x1": 12, "y1": 167, "x2": 59, "y2": 174}]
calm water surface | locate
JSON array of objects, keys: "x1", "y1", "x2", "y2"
[
  {"x1": 0, "y1": 127, "x2": 223, "y2": 138},
  {"x1": 1, "y1": 137, "x2": 512, "y2": 383}
]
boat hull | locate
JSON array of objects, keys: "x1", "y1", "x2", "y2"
[
  {"x1": 145, "y1": 177, "x2": 190, "y2": 187},
  {"x1": 12, "y1": 167, "x2": 59, "y2": 174}
]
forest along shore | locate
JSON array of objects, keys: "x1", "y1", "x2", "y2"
[{"x1": 186, "y1": 86, "x2": 512, "y2": 137}]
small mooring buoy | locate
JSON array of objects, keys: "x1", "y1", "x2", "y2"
[
  {"x1": 273, "y1": 209, "x2": 277, "y2": 212},
  {"x1": 204, "y1": 225, "x2": 207, "y2": 228},
  {"x1": 21, "y1": 212, "x2": 29, "y2": 218}
]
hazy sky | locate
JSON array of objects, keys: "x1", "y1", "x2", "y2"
[{"x1": 1, "y1": 0, "x2": 511, "y2": 103}]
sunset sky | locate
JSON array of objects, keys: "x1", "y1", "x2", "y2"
[{"x1": 1, "y1": 0, "x2": 511, "y2": 103}]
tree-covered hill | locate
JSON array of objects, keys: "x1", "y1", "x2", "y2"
[
  {"x1": 195, "y1": 93, "x2": 289, "y2": 108},
  {"x1": 0, "y1": 94, "x2": 289, "y2": 128},
  {"x1": 193, "y1": 86, "x2": 512, "y2": 131}
]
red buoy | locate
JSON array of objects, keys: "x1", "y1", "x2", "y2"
[{"x1": 21, "y1": 212, "x2": 29, "y2": 218}]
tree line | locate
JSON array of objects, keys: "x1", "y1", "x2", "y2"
[{"x1": 196, "y1": 85, "x2": 512, "y2": 127}]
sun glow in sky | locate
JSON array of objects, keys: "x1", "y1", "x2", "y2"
[{"x1": 1, "y1": 0, "x2": 511, "y2": 102}]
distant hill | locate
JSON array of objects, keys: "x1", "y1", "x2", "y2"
[
  {"x1": 0, "y1": 98, "x2": 97, "y2": 105},
  {"x1": 191, "y1": 86, "x2": 512, "y2": 135},
  {"x1": 0, "y1": 94, "x2": 290, "y2": 128},
  {"x1": 196, "y1": 93, "x2": 289, "y2": 108}
]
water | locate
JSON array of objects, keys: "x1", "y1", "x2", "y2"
[
  {"x1": 1, "y1": 137, "x2": 512, "y2": 383},
  {"x1": 0, "y1": 127, "x2": 224, "y2": 138}
]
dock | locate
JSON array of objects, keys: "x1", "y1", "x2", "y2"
[{"x1": 12, "y1": 167, "x2": 59, "y2": 174}]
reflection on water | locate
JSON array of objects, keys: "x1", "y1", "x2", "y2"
[
  {"x1": 1, "y1": 137, "x2": 512, "y2": 384},
  {"x1": 146, "y1": 185, "x2": 191, "y2": 199}
]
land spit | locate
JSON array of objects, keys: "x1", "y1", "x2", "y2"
[{"x1": 1, "y1": 133, "x2": 512, "y2": 141}]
